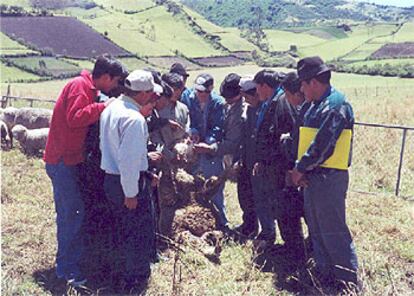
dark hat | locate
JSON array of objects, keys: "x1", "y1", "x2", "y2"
[
  {"x1": 194, "y1": 73, "x2": 214, "y2": 92},
  {"x1": 297, "y1": 56, "x2": 331, "y2": 81},
  {"x1": 220, "y1": 73, "x2": 241, "y2": 99},
  {"x1": 281, "y1": 71, "x2": 301, "y2": 93},
  {"x1": 170, "y1": 63, "x2": 189, "y2": 78},
  {"x1": 162, "y1": 72, "x2": 184, "y2": 89}
]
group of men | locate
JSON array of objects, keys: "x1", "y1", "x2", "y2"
[{"x1": 44, "y1": 54, "x2": 359, "y2": 294}]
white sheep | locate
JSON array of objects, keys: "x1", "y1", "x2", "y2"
[
  {"x1": 0, "y1": 119, "x2": 13, "y2": 149},
  {"x1": 0, "y1": 107, "x2": 52, "y2": 130},
  {"x1": 14, "y1": 107, "x2": 52, "y2": 129},
  {"x1": 11, "y1": 124, "x2": 49, "y2": 155}
]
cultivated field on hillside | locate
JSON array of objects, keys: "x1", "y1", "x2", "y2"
[
  {"x1": 0, "y1": 16, "x2": 130, "y2": 58},
  {"x1": 0, "y1": 32, "x2": 37, "y2": 56}
]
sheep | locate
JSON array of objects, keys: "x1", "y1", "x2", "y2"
[
  {"x1": 11, "y1": 124, "x2": 49, "y2": 155},
  {"x1": 0, "y1": 119, "x2": 13, "y2": 149},
  {"x1": 0, "y1": 107, "x2": 52, "y2": 130},
  {"x1": 13, "y1": 107, "x2": 52, "y2": 129}
]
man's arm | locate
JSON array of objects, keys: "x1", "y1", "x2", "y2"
[
  {"x1": 205, "y1": 101, "x2": 225, "y2": 144},
  {"x1": 66, "y1": 86, "x2": 108, "y2": 128},
  {"x1": 295, "y1": 106, "x2": 349, "y2": 173},
  {"x1": 118, "y1": 117, "x2": 147, "y2": 201}
]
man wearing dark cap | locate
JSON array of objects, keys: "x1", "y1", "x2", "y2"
[
  {"x1": 186, "y1": 73, "x2": 228, "y2": 228},
  {"x1": 169, "y1": 63, "x2": 191, "y2": 108},
  {"x1": 250, "y1": 70, "x2": 297, "y2": 249},
  {"x1": 194, "y1": 73, "x2": 252, "y2": 233},
  {"x1": 291, "y1": 56, "x2": 359, "y2": 292}
]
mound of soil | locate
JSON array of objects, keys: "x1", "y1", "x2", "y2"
[{"x1": 371, "y1": 42, "x2": 414, "y2": 59}]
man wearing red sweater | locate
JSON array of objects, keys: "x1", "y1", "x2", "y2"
[{"x1": 44, "y1": 55, "x2": 125, "y2": 287}]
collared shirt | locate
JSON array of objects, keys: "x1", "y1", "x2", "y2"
[
  {"x1": 295, "y1": 87, "x2": 354, "y2": 173},
  {"x1": 100, "y1": 95, "x2": 149, "y2": 197},
  {"x1": 151, "y1": 100, "x2": 190, "y2": 161},
  {"x1": 256, "y1": 88, "x2": 282, "y2": 129},
  {"x1": 44, "y1": 70, "x2": 106, "y2": 165},
  {"x1": 211, "y1": 98, "x2": 247, "y2": 157},
  {"x1": 186, "y1": 90, "x2": 225, "y2": 144}
]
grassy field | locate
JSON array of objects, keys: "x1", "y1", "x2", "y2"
[
  {"x1": 299, "y1": 23, "x2": 397, "y2": 61},
  {"x1": 93, "y1": 0, "x2": 155, "y2": 11},
  {"x1": 1, "y1": 147, "x2": 413, "y2": 295},
  {"x1": 264, "y1": 29, "x2": 326, "y2": 52},
  {"x1": 0, "y1": 32, "x2": 37, "y2": 56},
  {"x1": 0, "y1": 62, "x2": 41, "y2": 83},
  {"x1": 347, "y1": 58, "x2": 414, "y2": 67},
  {"x1": 82, "y1": 5, "x2": 224, "y2": 58},
  {"x1": 6, "y1": 57, "x2": 81, "y2": 78}
]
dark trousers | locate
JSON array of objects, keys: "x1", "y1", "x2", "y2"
[
  {"x1": 104, "y1": 174, "x2": 154, "y2": 284},
  {"x1": 252, "y1": 165, "x2": 304, "y2": 249},
  {"x1": 236, "y1": 166, "x2": 258, "y2": 230},
  {"x1": 304, "y1": 170, "x2": 358, "y2": 284}
]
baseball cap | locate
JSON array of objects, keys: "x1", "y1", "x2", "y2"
[
  {"x1": 170, "y1": 63, "x2": 189, "y2": 78},
  {"x1": 194, "y1": 73, "x2": 214, "y2": 92},
  {"x1": 220, "y1": 73, "x2": 241, "y2": 99},
  {"x1": 124, "y1": 70, "x2": 162, "y2": 93}
]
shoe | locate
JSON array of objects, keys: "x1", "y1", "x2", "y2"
[
  {"x1": 67, "y1": 277, "x2": 87, "y2": 288},
  {"x1": 255, "y1": 231, "x2": 276, "y2": 244},
  {"x1": 233, "y1": 223, "x2": 258, "y2": 238}
]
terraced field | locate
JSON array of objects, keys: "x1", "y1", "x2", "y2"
[
  {"x1": 93, "y1": 0, "x2": 155, "y2": 11},
  {"x1": 264, "y1": 29, "x2": 326, "y2": 51},
  {"x1": 5, "y1": 57, "x2": 81, "y2": 77},
  {"x1": 83, "y1": 5, "x2": 224, "y2": 58},
  {"x1": 0, "y1": 16, "x2": 131, "y2": 58},
  {"x1": 299, "y1": 23, "x2": 398, "y2": 61},
  {"x1": 0, "y1": 32, "x2": 37, "y2": 56},
  {"x1": 1, "y1": 62, "x2": 41, "y2": 83}
]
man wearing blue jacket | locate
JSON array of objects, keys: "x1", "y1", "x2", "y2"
[
  {"x1": 186, "y1": 73, "x2": 228, "y2": 228},
  {"x1": 291, "y1": 56, "x2": 359, "y2": 292}
]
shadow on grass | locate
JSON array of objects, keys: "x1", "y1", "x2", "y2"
[{"x1": 32, "y1": 191, "x2": 149, "y2": 295}]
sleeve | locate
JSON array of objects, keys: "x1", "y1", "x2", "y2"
[
  {"x1": 65, "y1": 84, "x2": 106, "y2": 128},
  {"x1": 205, "y1": 102, "x2": 225, "y2": 144},
  {"x1": 118, "y1": 117, "x2": 147, "y2": 198},
  {"x1": 295, "y1": 106, "x2": 348, "y2": 173},
  {"x1": 212, "y1": 107, "x2": 244, "y2": 156}
]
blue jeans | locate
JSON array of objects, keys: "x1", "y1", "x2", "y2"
[
  {"x1": 304, "y1": 170, "x2": 358, "y2": 284},
  {"x1": 46, "y1": 161, "x2": 85, "y2": 280},
  {"x1": 104, "y1": 174, "x2": 153, "y2": 284},
  {"x1": 196, "y1": 154, "x2": 228, "y2": 227}
]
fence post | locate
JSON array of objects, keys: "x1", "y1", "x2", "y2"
[{"x1": 395, "y1": 129, "x2": 407, "y2": 196}]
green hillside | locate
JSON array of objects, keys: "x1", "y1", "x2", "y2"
[
  {"x1": 0, "y1": 32, "x2": 37, "y2": 56},
  {"x1": 82, "y1": 5, "x2": 224, "y2": 58},
  {"x1": 182, "y1": 0, "x2": 414, "y2": 28}
]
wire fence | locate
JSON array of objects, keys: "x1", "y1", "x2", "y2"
[{"x1": 2, "y1": 94, "x2": 413, "y2": 198}]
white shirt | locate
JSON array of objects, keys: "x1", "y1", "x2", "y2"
[{"x1": 100, "y1": 95, "x2": 148, "y2": 197}]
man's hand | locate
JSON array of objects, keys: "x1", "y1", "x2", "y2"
[
  {"x1": 252, "y1": 162, "x2": 261, "y2": 176},
  {"x1": 148, "y1": 151, "x2": 163, "y2": 163},
  {"x1": 104, "y1": 97, "x2": 116, "y2": 107},
  {"x1": 190, "y1": 134, "x2": 200, "y2": 144},
  {"x1": 124, "y1": 197, "x2": 138, "y2": 210},
  {"x1": 168, "y1": 120, "x2": 183, "y2": 131},
  {"x1": 193, "y1": 142, "x2": 214, "y2": 154},
  {"x1": 291, "y1": 168, "x2": 308, "y2": 187},
  {"x1": 150, "y1": 173, "x2": 160, "y2": 187}
]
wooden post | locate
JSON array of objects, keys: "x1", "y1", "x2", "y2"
[{"x1": 395, "y1": 129, "x2": 407, "y2": 196}]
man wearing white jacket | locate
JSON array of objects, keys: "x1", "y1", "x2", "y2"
[{"x1": 99, "y1": 70, "x2": 162, "y2": 292}]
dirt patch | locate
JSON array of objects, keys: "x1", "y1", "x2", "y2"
[
  {"x1": 0, "y1": 17, "x2": 131, "y2": 58},
  {"x1": 146, "y1": 56, "x2": 201, "y2": 71},
  {"x1": 192, "y1": 55, "x2": 245, "y2": 67},
  {"x1": 371, "y1": 42, "x2": 414, "y2": 59}
]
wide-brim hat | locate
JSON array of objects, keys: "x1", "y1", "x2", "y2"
[{"x1": 297, "y1": 56, "x2": 331, "y2": 81}]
